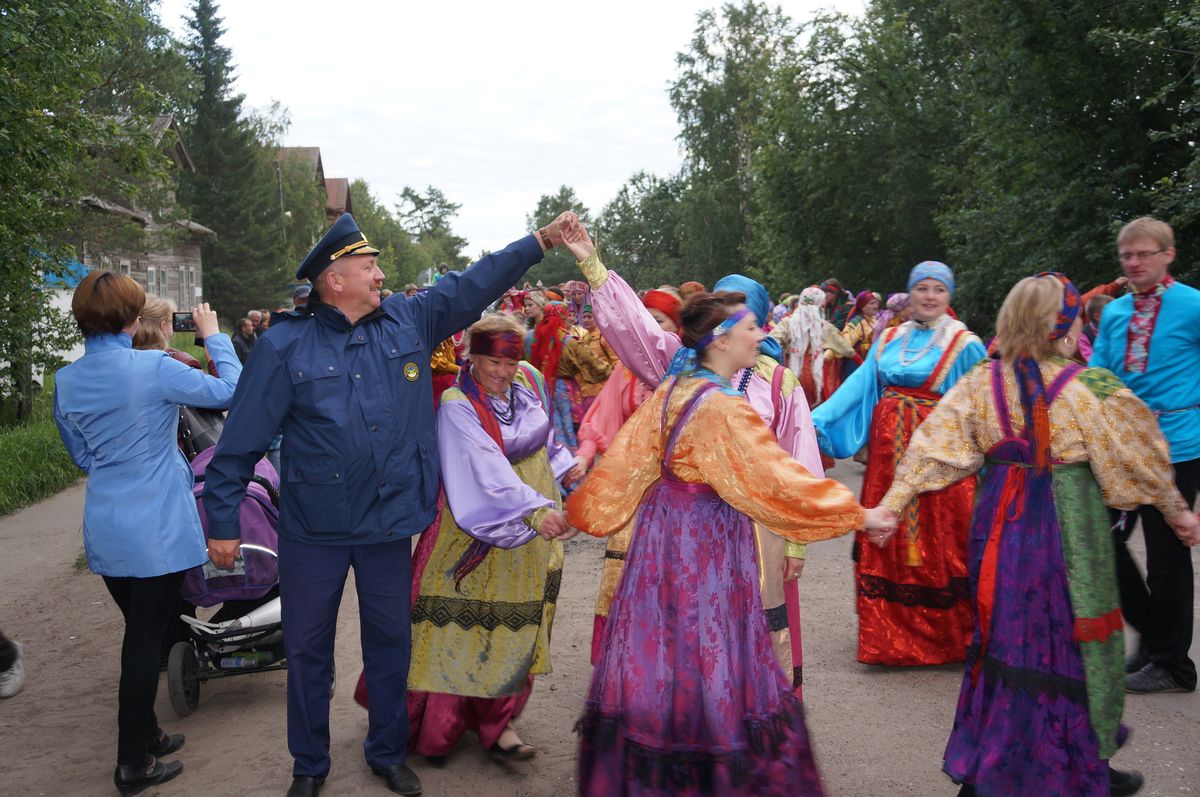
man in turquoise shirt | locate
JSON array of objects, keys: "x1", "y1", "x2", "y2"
[{"x1": 1090, "y1": 216, "x2": 1200, "y2": 694}]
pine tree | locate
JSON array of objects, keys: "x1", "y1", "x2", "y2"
[{"x1": 178, "y1": 0, "x2": 289, "y2": 321}]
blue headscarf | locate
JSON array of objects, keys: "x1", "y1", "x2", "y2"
[
  {"x1": 713, "y1": 274, "x2": 784, "y2": 360},
  {"x1": 907, "y1": 261, "x2": 955, "y2": 295}
]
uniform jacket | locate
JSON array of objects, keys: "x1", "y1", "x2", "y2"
[{"x1": 203, "y1": 235, "x2": 544, "y2": 545}]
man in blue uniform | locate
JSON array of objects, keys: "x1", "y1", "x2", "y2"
[{"x1": 203, "y1": 211, "x2": 574, "y2": 797}]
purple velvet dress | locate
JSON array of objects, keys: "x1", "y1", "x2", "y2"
[{"x1": 576, "y1": 378, "x2": 824, "y2": 796}]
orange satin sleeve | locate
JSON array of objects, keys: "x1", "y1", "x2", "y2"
[
  {"x1": 566, "y1": 379, "x2": 666, "y2": 537},
  {"x1": 567, "y1": 378, "x2": 866, "y2": 542},
  {"x1": 676, "y1": 394, "x2": 865, "y2": 542}
]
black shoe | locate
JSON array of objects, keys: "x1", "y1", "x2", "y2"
[
  {"x1": 148, "y1": 730, "x2": 185, "y2": 757},
  {"x1": 114, "y1": 756, "x2": 183, "y2": 796},
  {"x1": 371, "y1": 763, "x2": 422, "y2": 796},
  {"x1": 1126, "y1": 663, "x2": 1194, "y2": 694},
  {"x1": 1110, "y1": 767, "x2": 1144, "y2": 796},
  {"x1": 285, "y1": 775, "x2": 325, "y2": 797}
]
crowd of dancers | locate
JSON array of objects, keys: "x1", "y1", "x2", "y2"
[
  {"x1": 54, "y1": 208, "x2": 1198, "y2": 797},
  {"x1": 399, "y1": 215, "x2": 1199, "y2": 797}
]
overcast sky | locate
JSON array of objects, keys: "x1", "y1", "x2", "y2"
[{"x1": 157, "y1": 0, "x2": 863, "y2": 256}]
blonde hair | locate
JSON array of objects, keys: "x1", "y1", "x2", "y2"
[
  {"x1": 1117, "y1": 216, "x2": 1174, "y2": 250},
  {"x1": 132, "y1": 295, "x2": 176, "y2": 351},
  {"x1": 464, "y1": 313, "x2": 526, "y2": 357},
  {"x1": 994, "y1": 276, "x2": 1062, "y2": 363}
]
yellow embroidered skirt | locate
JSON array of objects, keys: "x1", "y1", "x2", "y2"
[{"x1": 409, "y1": 450, "x2": 563, "y2": 698}]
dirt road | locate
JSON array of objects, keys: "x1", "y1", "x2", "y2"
[{"x1": 1, "y1": 462, "x2": 1196, "y2": 796}]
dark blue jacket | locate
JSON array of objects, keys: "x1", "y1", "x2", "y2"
[{"x1": 203, "y1": 235, "x2": 543, "y2": 545}]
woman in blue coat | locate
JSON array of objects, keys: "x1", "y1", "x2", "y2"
[{"x1": 54, "y1": 271, "x2": 241, "y2": 796}]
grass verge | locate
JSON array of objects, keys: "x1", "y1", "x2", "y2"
[{"x1": 0, "y1": 413, "x2": 81, "y2": 516}]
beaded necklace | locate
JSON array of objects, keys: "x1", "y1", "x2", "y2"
[
  {"x1": 488, "y1": 387, "x2": 516, "y2": 425},
  {"x1": 897, "y1": 315, "x2": 951, "y2": 367}
]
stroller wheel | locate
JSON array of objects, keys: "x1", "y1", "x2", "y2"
[{"x1": 167, "y1": 642, "x2": 201, "y2": 717}]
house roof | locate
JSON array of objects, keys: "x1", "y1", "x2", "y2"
[
  {"x1": 325, "y1": 177, "x2": 352, "y2": 217},
  {"x1": 150, "y1": 115, "x2": 195, "y2": 172},
  {"x1": 276, "y1": 146, "x2": 326, "y2": 187}
]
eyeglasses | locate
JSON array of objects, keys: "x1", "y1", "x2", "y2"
[{"x1": 1118, "y1": 249, "x2": 1165, "y2": 263}]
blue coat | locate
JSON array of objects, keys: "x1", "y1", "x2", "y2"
[
  {"x1": 203, "y1": 235, "x2": 544, "y2": 545},
  {"x1": 54, "y1": 333, "x2": 242, "y2": 577}
]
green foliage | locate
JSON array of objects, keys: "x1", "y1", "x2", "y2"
[
  {"x1": 350, "y1": 179, "x2": 425, "y2": 288},
  {"x1": 178, "y1": 0, "x2": 292, "y2": 320},
  {"x1": 602, "y1": 0, "x2": 1198, "y2": 335},
  {"x1": 0, "y1": 374, "x2": 80, "y2": 517},
  {"x1": 524, "y1": 185, "x2": 591, "y2": 287},
  {"x1": 396, "y1": 186, "x2": 469, "y2": 274},
  {"x1": 598, "y1": 172, "x2": 686, "y2": 289},
  {"x1": 0, "y1": 415, "x2": 81, "y2": 517},
  {"x1": 669, "y1": 1, "x2": 799, "y2": 285},
  {"x1": 0, "y1": 0, "x2": 189, "y2": 420}
]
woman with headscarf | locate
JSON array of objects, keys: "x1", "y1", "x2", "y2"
[
  {"x1": 772, "y1": 287, "x2": 857, "y2": 409},
  {"x1": 522, "y1": 292, "x2": 547, "y2": 358},
  {"x1": 872, "y1": 292, "x2": 910, "y2": 344},
  {"x1": 877, "y1": 273, "x2": 1198, "y2": 796},
  {"x1": 407, "y1": 314, "x2": 586, "y2": 765},
  {"x1": 841, "y1": 291, "x2": 881, "y2": 360},
  {"x1": 576, "y1": 288, "x2": 681, "y2": 663},
  {"x1": 575, "y1": 304, "x2": 619, "y2": 415},
  {"x1": 564, "y1": 226, "x2": 824, "y2": 695},
  {"x1": 812, "y1": 261, "x2": 988, "y2": 667},
  {"x1": 528, "y1": 302, "x2": 612, "y2": 451}
]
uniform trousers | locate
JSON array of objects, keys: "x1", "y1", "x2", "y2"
[{"x1": 278, "y1": 536, "x2": 412, "y2": 777}]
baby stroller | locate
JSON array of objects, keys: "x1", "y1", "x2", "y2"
[{"x1": 166, "y1": 447, "x2": 328, "y2": 717}]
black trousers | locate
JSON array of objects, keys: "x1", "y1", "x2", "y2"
[
  {"x1": 1113, "y1": 457, "x2": 1199, "y2": 690},
  {"x1": 103, "y1": 571, "x2": 186, "y2": 765},
  {"x1": 0, "y1": 629, "x2": 16, "y2": 670}
]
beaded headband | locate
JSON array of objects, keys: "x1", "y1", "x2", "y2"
[{"x1": 1034, "y1": 271, "x2": 1081, "y2": 340}]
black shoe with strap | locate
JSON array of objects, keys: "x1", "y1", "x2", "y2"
[
  {"x1": 285, "y1": 775, "x2": 325, "y2": 797},
  {"x1": 114, "y1": 756, "x2": 183, "y2": 797},
  {"x1": 371, "y1": 763, "x2": 422, "y2": 796}
]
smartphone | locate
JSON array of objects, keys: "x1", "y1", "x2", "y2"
[{"x1": 172, "y1": 311, "x2": 197, "y2": 332}]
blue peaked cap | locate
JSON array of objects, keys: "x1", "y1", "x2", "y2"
[{"x1": 295, "y1": 213, "x2": 380, "y2": 282}]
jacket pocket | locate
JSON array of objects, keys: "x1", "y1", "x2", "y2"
[
  {"x1": 290, "y1": 356, "x2": 348, "y2": 416},
  {"x1": 284, "y1": 461, "x2": 350, "y2": 534}
]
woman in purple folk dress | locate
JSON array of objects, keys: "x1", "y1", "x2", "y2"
[
  {"x1": 878, "y1": 273, "x2": 1200, "y2": 797},
  {"x1": 568, "y1": 291, "x2": 896, "y2": 796}
]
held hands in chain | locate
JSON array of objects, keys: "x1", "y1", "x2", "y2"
[
  {"x1": 536, "y1": 510, "x2": 580, "y2": 541},
  {"x1": 560, "y1": 216, "x2": 596, "y2": 262},
  {"x1": 1168, "y1": 511, "x2": 1200, "y2": 547},
  {"x1": 863, "y1": 506, "x2": 900, "y2": 548},
  {"x1": 537, "y1": 211, "x2": 580, "y2": 251}
]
